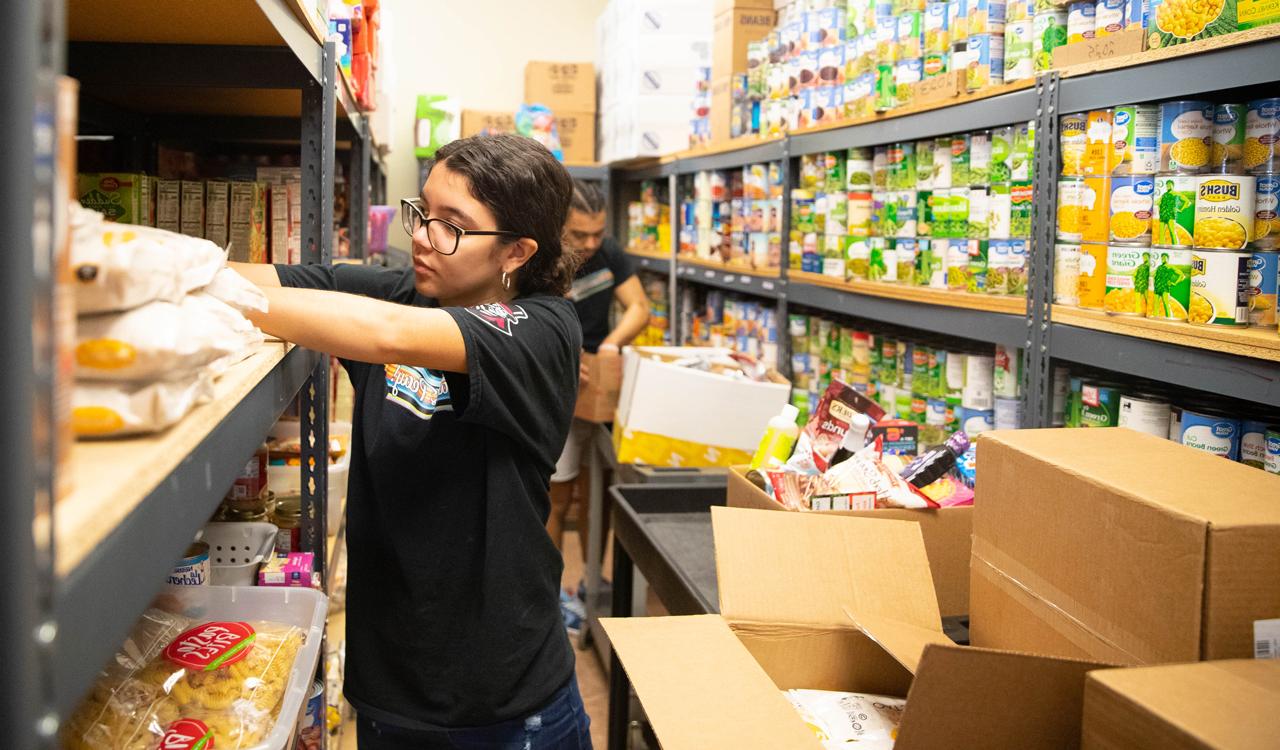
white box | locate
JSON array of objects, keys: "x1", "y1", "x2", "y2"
[
  {"x1": 204, "y1": 180, "x2": 229, "y2": 248},
  {"x1": 155, "y1": 179, "x2": 181, "y2": 233},
  {"x1": 616, "y1": 346, "x2": 790, "y2": 457},
  {"x1": 179, "y1": 180, "x2": 205, "y2": 238}
]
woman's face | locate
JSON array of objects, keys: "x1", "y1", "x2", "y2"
[{"x1": 412, "y1": 162, "x2": 534, "y2": 305}]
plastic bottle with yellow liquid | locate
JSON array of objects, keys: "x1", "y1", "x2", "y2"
[{"x1": 750, "y1": 404, "x2": 801, "y2": 470}]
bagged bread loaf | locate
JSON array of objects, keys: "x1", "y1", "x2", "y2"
[
  {"x1": 63, "y1": 611, "x2": 306, "y2": 750},
  {"x1": 76, "y1": 293, "x2": 263, "y2": 382},
  {"x1": 73, "y1": 373, "x2": 214, "y2": 438}
]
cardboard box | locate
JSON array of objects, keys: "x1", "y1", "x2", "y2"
[
  {"x1": 613, "y1": 347, "x2": 790, "y2": 467},
  {"x1": 524, "y1": 61, "x2": 596, "y2": 113},
  {"x1": 555, "y1": 110, "x2": 596, "y2": 164},
  {"x1": 972, "y1": 428, "x2": 1280, "y2": 665},
  {"x1": 712, "y1": 6, "x2": 775, "y2": 81},
  {"x1": 228, "y1": 181, "x2": 267, "y2": 263},
  {"x1": 204, "y1": 180, "x2": 229, "y2": 248},
  {"x1": 460, "y1": 110, "x2": 517, "y2": 139},
  {"x1": 179, "y1": 180, "x2": 205, "y2": 239},
  {"x1": 603, "y1": 506, "x2": 1113, "y2": 750},
  {"x1": 716, "y1": 0, "x2": 774, "y2": 14},
  {"x1": 1082, "y1": 659, "x2": 1280, "y2": 749},
  {"x1": 155, "y1": 178, "x2": 181, "y2": 233},
  {"x1": 1052, "y1": 26, "x2": 1145, "y2": 69},
  {"x1": 710, "y1": 76, "x2": 733, "y2": 143},
  {"x1": 575, "y1": 352, "x2": 621, "y2": 423},
  {"x1": 78, "y1": 173, "x2": 152, "y2": 225},
  {"x1": 727, "y1": 466, "x2": 974, "y2": 617}
]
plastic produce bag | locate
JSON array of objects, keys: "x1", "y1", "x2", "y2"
[
  {"x1": 71, "y1": 204, "x2": 225, "y2": 314},
  {"x1": 783, "y1": 689, "x2": 905, "y2": 749},
  {"x1": 73, "y1": 372, "x2": 214, "y2": 438},
  {"x1": 77, "y1": 293, "x2": 263, "y2": 381},
  {"x1": 63, "y1": 610, "x2": 306, "y2": 750},
  {"x1": 515, "y1": 104, "x2": 564, "y2": 161}
]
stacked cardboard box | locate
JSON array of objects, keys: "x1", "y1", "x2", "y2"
[
  {"x1": 710, "y1": 0, "x2": 775, "y2": 142},
  {"x1": 460, "y1": 110, "x2": 517, "y2": 139},
  {"x1": 524, "y1": 62, "x2": 597, "y2": 164},
  {"x1": 597, "y1": 0, "x2": 714, "y2": 161}
]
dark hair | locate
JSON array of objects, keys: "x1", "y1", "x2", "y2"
[
  {"x1": 430, "y1": 134, "x2": 575, "y2": 296},
  {"x1": 570, "y1": 179, "x2": 607, "y2": 214}
]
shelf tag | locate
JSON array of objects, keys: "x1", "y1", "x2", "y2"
[
  {"x1": 705, "y1": 270, "x2": 716, "y2": 278},
  {"x1": 762, "y1": 281, "x2": 775, "y2": 291},
  {"x1": 724, "y1": 274, "x2": 736, "y2": 283}
]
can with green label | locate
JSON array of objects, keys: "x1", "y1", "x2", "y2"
[
  {"x1": 1104, "y1": 244, "x2": 1148, "y2": 316},
  {"x1": 1080, "y1": 380, "x2": 1123, "y2": 427},
  {"x1": 916, "y1": 139, "x2": 935, "y2": 188},
  {"x1": 1146, "y1": 247, "x2": 1192, "y2": 321},
  {"x1": 1011, "y1": 181, "x2": 1034, "y2": 237},
  {"x1": 1152, "y1": 173, "x2": 1197, "y2": 247},
  {"x1": 952, "y1": 133, "x2": 972, "y2": 188},
  {"x1": 917, "y1": 189, "x2": 936, "y2": 236},
  {"x1": 991, "y1": 126, "x2": 1014, "y2": 183}
]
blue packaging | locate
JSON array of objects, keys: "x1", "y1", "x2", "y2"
[
  {"x1": 1247, "y1": 250, "x2": 1278, "y2": 327},
  {"x1": 958, "y1": 406, "x2": 995, "y2": 434},
  {"x1": 1241, "y1": 418, "x2": 1273, "y2": 468},
  {"x1": 1267, "y1": 429, "x2": 1280, "y2": 474},
  {"x1": 1179, "y1": 407, "x2": 1242, "y2": 461}
]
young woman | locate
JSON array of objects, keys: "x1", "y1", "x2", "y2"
[{"x1": 231, "y1": 134, "x2": 592, "y2": 749}]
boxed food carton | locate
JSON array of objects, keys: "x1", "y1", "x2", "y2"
[
  {"x1": 524, "y1": 61, "x2": 596, "y2": 113},
  {"x1": 603, "y1": 506, "x2": 1113, "y2": 750},
  {"x1": 555, "y1": 111, "x2": 597, "y2": 164},
  {"x1": 614, "y1": 347, "x2": 790, "y2": 467},
  {"x1": 204, "y1": 180, "x2": 230, "y2": 248},
  {"x1": 179, "y1": 180, "x2": 205, "y2": 238},
  {"x1": 1082, "y1": 659, "x2": 1280, "y2": 749},
  {"x1": 575, "y1": 352, "x2": 622, "y2": 423},
  {"x1": 712, "y1": 5, "x2": 775, "y2": 81},
  {"x1": 78, "y1": 173, "x2": 153, "y2": 225},
  {"x1": 155, "y1": 179, "x2": 181, "y2": 233},
  {"x1": 726, "y1": 466, "x2": 974, "y2": 617},
  {"x1": 461, "y1": 110, "x2": 517, "y2": 139},
  {"x1": 257, "y1": 168, "x2": 303, "y2": 265},
  {"x1": 229, "y1": 181, "x2": 268, "y2": 263},
  {"x1": 972, "y1": 428, "x2": 1280, "y2": 665}
]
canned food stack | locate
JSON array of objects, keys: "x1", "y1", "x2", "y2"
[
  {"x1": 1053, "y1": 365, "x2": 1280, "y2": 475},
  {"x1": 683, "y1": 289, "x2": 781, "y2": 369},
  {"x1": 789, "y1": 311, "x2": 1025, "y2": 443},
  {"x1": 1054, "y1": 96, "x2": 1280, "y2": 332},
  {"x1": 626, "y1": 180, "x2": 670, "y2": 256},
  {"x1": 683, "y1": 165, "x2": 784, "y2": 271}
]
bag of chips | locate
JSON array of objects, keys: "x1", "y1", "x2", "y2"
[
  {"x1": 63, "y1": 610, "x2": 307, "y2": 750},
  {"x1": 73, "y1": 372, "x2": 214, "y2": 438},
  {"x1": 784, "y1": 688, "x2": 905, "y2": 750},
  {"x1": 77, "y1": 294, "x2": 263, "y2": 382},
  {"x1": 788, "y1": 380, "x2": 886, "y2": 474}
]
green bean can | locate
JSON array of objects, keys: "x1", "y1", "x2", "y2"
[
  {"x1": 934, "y1": 136, "x2": 954, "y2": 188},
  {"x1": 1011, "y1": 181, "x2": 1034, "y2": 237},
  {"x1": 970, "y1": 129, "x2": 994, "y2": 186},
  {"x1": 1080, "y1": 380, "x2": 1123, "y2": 427},
  {"x1": 917, "y1": 189, "x2": 936, "y2": 236},
  {"x1": 988, "y1": 183, "x2": 1012, "y2": 238},
  {"x1": 1012, "y1": 119, "x2": 1036, "y2": 182},
  {"x1": 916, "y1": 139, "x2": 936, "y2": 188},
  {"x1": 1146, "y1": 247, "x2": 1192, "y2": 321},
  {"x1": 873, "y1": 145, "x2": 890, "y2": 189},
  {"x1": 952, "y1": 133, "x2": 972, "y2": 187},
  {"x1": 968, "y1": 187, "x2": 990, "y2": 239},
  {"x1": 991, "y1": 126, "x2": 1015, "y2": 183},
  {"x1": 952, "y1": 187, "x2": 971, "y2": 240}
]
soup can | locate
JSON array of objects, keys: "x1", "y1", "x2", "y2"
[
  {"x1": 1160, "y1": 100, "x2": 1214, "y2": 173},
  {"x1": 1109, "y1": 175, "x2": 1154, "y2": 243},
  {"x1": 1254, "y1": 173, "x2": 1278, "y2": 248},
  {"x1": 1189, "y1": 249, "x2": 1250, "y2": 327},
  {"x1": 1248, "y1": 250, "x2": 1278, "y2": 327},
  {"x1": 995, "y1": 396, "x2": 1023, "y2": 429},
  {"x1": 1241, "y1": 418, "x2": 1276, "y2": 469},
  {"x1": 167, "y1": 541, "x2": 210, "y2": 587},
  {"x1": 1055, "y1": 243, "x2": 1081, "y2": 304},
  {"x1": 1104, "y1": 244, "x2": 1148, "y2": 316},
  {"x1": 1145, "y1": 247, "x2": 1192, "y2": 321},
  {"x1": 1210, "y1": 103, "x2": 1246, "y2": 173},
  {"x1": 1194, "y1": 174, "x2": 1256, "y2": 250},
  {"x1": 1118, "y1": 393, "x2": 1172, "y2": 437},
  {"x1": 1245, "y1": 97, "x2": 1280, "y2": 173},
  {"x1": 1079, "y1": 380, "x2": 1123, "y2": 428},
  {"x1": 1179, "y1": 407, "x2": 1242, "y2": 461},
  {"x1": 1077, "y1": 243, "x2": 1108, "y2": 309}
]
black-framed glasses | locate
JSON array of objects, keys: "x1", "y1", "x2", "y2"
[{"x1": 400, "y1": 198, "x2": 522, "y2": 256}]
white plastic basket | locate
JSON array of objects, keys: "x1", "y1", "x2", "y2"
[
  {"x1": 172, "y1": 586, "x2": 328, "y2": 750},
  {"x1": 200, "y1": 522, "x2": 278, "y2": 586},
  {"x1": 270, "y1": 420, "x2": 351, "y2": 535}
]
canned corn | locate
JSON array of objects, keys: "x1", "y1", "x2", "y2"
[
  {"x1": 1111, "y1": 104, "x2": 1159, "y2": 175},
  {"x1": 1152, "y1": 173, "x2": 1197, "y2": 247},
  {"x1": 1055, "y1": 242, "x2": 1081, "y2": 305},
  {"x1": 1256, "y1": 173, "x2": 1279, "y2": 248},
  {"x1": 1189, "y1": 249, "x2": 1250, "y2": 327},
  {"x1": 1109, "y1": 175, "x2": 1154, "y2": 243},
  {"x1": 1061, "y1": 112, "x2": 1088, "y2": 176},
  {"x1": 1211, "y1": 103, "x2": 1246, "y2": 173},
  {"x1": 1245, "y1": 97, "x2": 1280, "y2": 173},
  {"x1": 1248, "y1": 250, "x2": 1278, "y2": 327},
  {"x1": 1146, "y1": 247, "x2": 1192, "y2": 321},
  {"x1": 1084, "y1": 109, "x2": 1115, "y2": 176},
  {"x1": 1078, "y1": 243, "x2": 1108, "y2": 309},
  {"x1": 1160, "y1": 100, "x2": 1214, "y2": 172},
  {"x1": 1105, "y1": 244, "x2": 1148, "y2": 316},
  {"x1": 1033, "y1": 9, "x2": 1068, "y2": 72},
  {"x1": 1081, "y1": 176, "x2": 1112, "y2": 244},
  {"x1": 1067, "y1": 1, "x2": 1097, "y2": 43},
  {"x1": 1058, "y1": 177, "x2": 1086, "y2": 240},
  {"x1": 1194, "y1": 174, "x2": 1256, "y2": 250}
]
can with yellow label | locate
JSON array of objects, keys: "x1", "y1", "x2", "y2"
[
  {"x1": 1105, "y1": 243, "x2": 1149, "y2": 316},
  {"x1": 1077, "y1": 243, "x2": 1108, "y2": 309},
  {"x1": 1083, "y1": 108, "x2": 1114, "y2": 175},
  {"x1": 1061, "y1": 112, "x2": 1088, "y2": 176},
  {"x1": 1080, "y1": 175, "x2": 1111, "y2": 244},
  {"x1": 1194, "y1": 174, "x2": 1257, "y2": 250},
  {"x1": 1189, "y1": 249, "x2": 1250, "y2": 327},
  {"x1": 1057, "y1": 177, "x2": 1086, "y2": 240}
]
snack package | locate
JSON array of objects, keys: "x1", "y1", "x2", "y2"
[
  {"x1": 71, "y1": 205, "x2": 226, "y2": 314},
  {"x1": 917, "y1": 473, "x2": 975, "y2": 507},
  {"x1": 783, "y1": 688, "x2": 906, "y2": 750},
  {"x1": 63, "y1": 612, "x2": 306, "y2": 750},
  {"x1": 823, "y1": 439, "x2": 937, "y2": 509},
  {"x1": 788, "y1": 380, "x2": 887, "y2": 473},
  {"x1": 73, "y1": 372, "x2": 214, "y2": 437},
  {"x1": 77, "y1": 294, "x2": 263, "y2": 381},
  {"x1": 514, "y1": 104, "x2": 564, "y2": 161},
  {"x1": 204, "y1": 267, "x2": 269, "y2": 314},
  {"x1": 766, "y1": 470, "x2": 834, "y2": 510}
]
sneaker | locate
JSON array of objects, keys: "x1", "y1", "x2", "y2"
[{"x1": 560, "y1": 598, "x2": 585, "y2": 634}]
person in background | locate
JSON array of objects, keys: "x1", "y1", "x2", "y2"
[
  {"x1": 232, "y1": 134, "x2": 591, "y2": 749},
  {"x1": 546, "y1": 180, "x2": 650, "y2": 630}
]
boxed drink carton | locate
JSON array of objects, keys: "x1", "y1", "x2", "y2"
[
  {"x1": 614, "y1": 347, "x2": 790, "y2": 467},
  {"x1": 204, "y1": 180, "x2": 229, "y2": 248},
  {"x1": 972, "y1": 428, "x2": 1280, "y2": 665},
  {"x1": 726, "y1": 466, "x2": 974, "y2": 617},
  {"x1": 1082, "y1": 659, "x2": 1280, "y2": 749},
  {"x1": 603, "y1": 506, "x2": 1113, "y2": 750},
  {"x1": 155, "y1": 179, "x2": 181, "y2": 233},
  {"x1": 228, "y1": 181, "x2": 268, "y2": 263},
  {"x1": 78, "y1": 173, "x2": 153, "y2": 225},
  {"x1": 524, "y1": 61, "x2": 596, "y2": 113},
  {"x1": 179, "y1": 180, "x2": 205, "y2": 238}
]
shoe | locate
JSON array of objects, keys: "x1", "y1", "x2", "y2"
[{"x1": 561, "y1": 598, "x2": 585, "y2": 634}]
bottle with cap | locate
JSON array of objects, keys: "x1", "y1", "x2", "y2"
[
  {"x1": 750, "y1": 404, "x2": 802, "y2": 470},
  {"x1": 899, "y1": 431, "x2": 971, "y2": 489},
  {"x1": 827, "y1": 411, "x2": 875, "y2": 468}
]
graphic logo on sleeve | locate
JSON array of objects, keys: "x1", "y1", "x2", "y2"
[
  {"x1": 384, "y1": 365, "x2": 453, "y2": 420},
  {"x1": 568, "y1": 268, "x2": 615, "y2": 302},
  {"x1": 465, "y1": 302, "x2": 528, "y2": 336}
]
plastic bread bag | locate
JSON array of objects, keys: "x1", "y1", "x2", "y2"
[
  {"x1": 77, "y1": 293, "x2": 263, "y2": 382},
  {"x1": 783, "y1": 688, "x2": 905, "y2": 749},
  {"x1": 204, "y1": 267, "x2": 269, "y2": 314},
  {"x1": 514, "y1": 104, "x2": 564, "y2": 160},
  {"x1": 63, "y1": 616, "x2": 306, "y2": 750},
  {"x1": 73, "y1": 372, "x2": 214, "y2": 438},
  {"x1": 71, "y1": 204, "x2": 225, "y2": 314},
  {"x1": 788, "y1": 380, "x2": 887, "y2": 474},
  {"x1": 823, "y1": 438, "x2": 937, "y2": 509}
]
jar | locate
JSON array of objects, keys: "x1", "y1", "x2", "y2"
[{"x1": 271, "y1": 493, "x2": 303, "y2": 553}]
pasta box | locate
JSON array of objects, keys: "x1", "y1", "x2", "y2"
[{"x1": 602, "y1": 506, "x2": 1114, "y2": 750}]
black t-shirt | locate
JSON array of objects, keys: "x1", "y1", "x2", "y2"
[
  {"x1": 275, "y1": 263, "x2": 581, "y2": 729},
  {"x1": 567, "y1": 237, "x2": 634, "y2": 353}
]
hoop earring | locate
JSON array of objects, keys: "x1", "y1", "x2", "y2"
[{"x1": 501, "y1": 271, "x2": 511, "y2": 291}]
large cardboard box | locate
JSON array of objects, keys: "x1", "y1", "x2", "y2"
[
  {"x1": 614, "y1": 347, "x2": 790, "y2": 467},
  {"x1": 716, "y1": 0, "x2": 774, "y2": 14},
  {"x1": 712, "y1": 6, "x2": 775, "y2": 81},
  {"x1": 710, "y1": 76, "x2": 733, "y2": 143},
  {"x1": 972, "y1": 428, "x2": 1280, "y2": 665},
  {"x1": 574, "y1": 352, "x2": 622, "y2": 423},
  {"x1": 460, "y1": 110, "x2": 517, "y2": 139},
  {"x1": 603, "y1": 506, "x2": 1113, "y2": 750},
  {"x1": 555, "y1": 111, "x2": 596, "y2": 164},
  {"x1": 1082, "y1": 659, "x2": 1280, "y2": 749},
  {"x1": 524, "y1": 61, "x2": 596, "y2": 113},
  {"x1": 727, "y1": 466, "x2": 974, "y2": 617}
]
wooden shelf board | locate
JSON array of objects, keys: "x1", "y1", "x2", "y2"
[
  {"x1": 284, "y1": 0, "x2": 328, "y2": 46},
  {"x1": 1058, "y1": 24, "x2": 1280, "y2": 80},
  {"x1": 1053, "y1": 305, "x2": 1280, "y2": 363},
  {"x1": 68, "y1": 0, "x2": 289, "y2": 46},
  {"x1": 42, "y1": 342, "x2": 293, "y2": 578},
  {"x1": 669, "y1": 134, "x2": 786, "y2": 162},
  {"x1": 627, "y1": 248, "x2": 673, "y2": 262},
  {"x1": 791, "y1": 270, "x2": 1026, "y2": 314},
  {"x1": 788, "y1": 79, "x2": 1038, "y2": 139},
  {"x1": 680, "y1": 256, "x2": 782, "y2": 279}
]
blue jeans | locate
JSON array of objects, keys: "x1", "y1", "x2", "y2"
[{"x1": 357, "y1": 677, "x2": 593, "y2": 749}]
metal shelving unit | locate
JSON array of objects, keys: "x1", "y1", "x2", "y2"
[
  {"x1": 629, "y1": 253, "x2": 671, "y2": 275},
  {"x1": 675, "y1": 262, "x2": 785, "y2": 298},
  {"x1": 2, "y1": 0, "x2": 379, "y2": 744}
]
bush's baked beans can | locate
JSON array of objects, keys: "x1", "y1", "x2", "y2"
[
  {"x1": 1077, "y1": 243, "x2": 1108, "y2": 309},
  {"x1": 1055, "y1": 242, "x2": 1081, "y2": 304},
  {"x1": 1061, "y1": 112, "x2": 1088, "y2": 176},
  {"x1": 1194, "y1": 174, "x2": 1256, "y2": 250},
  {"x1": 1111, "y1": 104, "x2": 1159, "y2": 175},
  {"x1": 1254, "y1": 173, "x2": 1278, "y2": 248},
  {"x1": 1245, "y1": 98, "x2": 1280, "y2": 173},
  {"x1": 1109, "y1": 175, "x2": 1154, "y2": 243},
  {"x1": 1160, "y1": 100, "x2": 1214, "y2": 173},
  {"x1": 1248, "y1": 249, "x2": 1278, "y2": 327},
  {"x1": 1118, "y1": 393, "x2": 1172, "y2": 438},
  {"x1": 1189, "y1": 249, "x2": 1251, "y2": 327},
  {"x1": 1152, "y1": 173, "x2": 1197, "y2": 246},
  {"x1": 1146, "y1": 247, "x2": 1192, "y2": 321},
  {"x1": 1104, "y1": 244, "x2": 1148, "y2": 316},
  {"x1": 1211, "y1": 103, "x2": 1247, "y2": 173}
]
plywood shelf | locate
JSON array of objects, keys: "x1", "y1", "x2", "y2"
[
  {"x1": 1057, "y1": 24, "x2": 1280, "y2": 80},
  {"x1": 1053, "y1": 305, "x2": 1280, "y2": 364},
  {"x1": 790, "y1": 78, "x2": 1037, "y2": 138},
  {"x1": 680, "y1": 256, "x2": 782, "y2": 280},
  {"x1": 791, "y1": 270, "x2": 1026, "y2": 315}
]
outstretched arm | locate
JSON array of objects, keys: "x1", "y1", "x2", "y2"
[{"x1": 601, "y1": 275, "x2": 651, "y2": 349}]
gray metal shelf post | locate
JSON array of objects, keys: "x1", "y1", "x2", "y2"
[
  {"x1": 349, "y1": 116, "x2": 371, "y2": 259},
  {"x1": 1027, "y1": 73, "x2": 1061, "y2": 428},
  {"x1": 668, "y1": 172, "x2": 680, "y2": 343}
]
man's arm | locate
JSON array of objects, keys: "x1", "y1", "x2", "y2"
[
  {"x1": 229, "y1": 262, "x2": 282, "y2": 288},
  {"x1": 601, "y1": 275, "x2": 650, "y2": 349}
]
